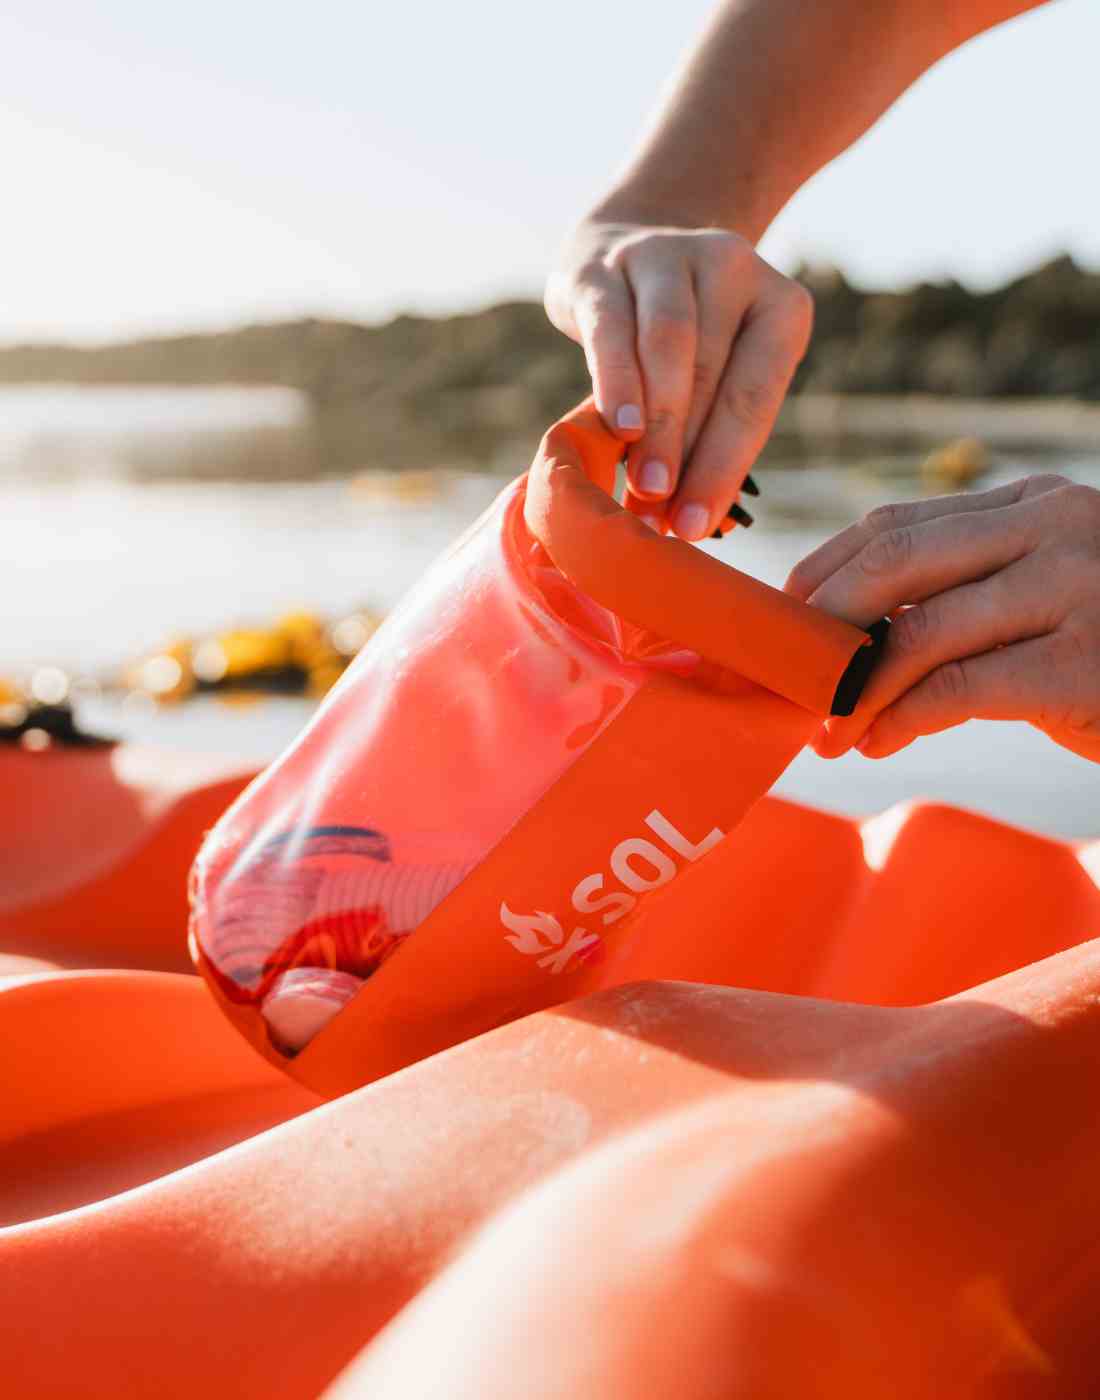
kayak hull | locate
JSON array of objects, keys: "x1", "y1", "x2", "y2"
[{"x1": 5, "y1": 745, "x2": 1100, "y2": 1398}]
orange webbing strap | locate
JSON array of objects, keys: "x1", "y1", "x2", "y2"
[{"x1": 523, "y1": 399, "x2": 872, "y2": 717}]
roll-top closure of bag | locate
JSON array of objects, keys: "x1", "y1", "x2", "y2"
[{"x1": 523, "y1": 400, "x2": 874, "y2": 717}]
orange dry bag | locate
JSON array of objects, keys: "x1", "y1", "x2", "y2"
[{"x1": 190, "y1": 401, "x2": 884, "y2": 1096}]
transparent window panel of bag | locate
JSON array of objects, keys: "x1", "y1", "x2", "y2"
[{"x1": 190, "y1": 479, "x2": 704, "y2": 1055}]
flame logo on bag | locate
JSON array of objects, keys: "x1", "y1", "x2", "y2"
[
  {"x1": 500, "y1": 810, "x2": 726, "y2": 976},
  {"x1": 499, "y1": 903, "x2": 600, "y2": 974},
  {"x1": 499, "y1": 906, "x2": 563, "y2": 955}
]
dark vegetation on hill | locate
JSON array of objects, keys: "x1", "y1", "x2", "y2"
[{"x1": 0, "y1": 256, "x2": 1096, "y2": 474}]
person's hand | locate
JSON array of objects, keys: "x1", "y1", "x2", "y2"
[
  {"x1": 545, "y1": 215, "x2": 813, "y2": 540},
  {"x1": 785, "y1": 474, "x2": 1100, "y2": 764}
]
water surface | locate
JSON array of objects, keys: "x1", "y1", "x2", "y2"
[{"x1": 5, "y1": 384, "x2": 1099, "y2": 836}]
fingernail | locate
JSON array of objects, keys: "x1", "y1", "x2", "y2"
[
  {"x1": 641, "y1": 515, "x2": 664, "y2": 533},
  {"x1": 638, "y1": 460, "x2": 670, "y2": 497},
  {"x1": 616, "y1": 404, "x2": 643, "y2": 431},
  {"x1": 726, "y1": 503, "x2": 755, "y2": 528},
  {"x1": 675, "y1": 503, "x2": 710, "y2": 540},
  {"x1": 813, "y1": 720, "x2": 852, "y2": 760},
  {"x1": 742, "y1": 474, "x2": 761, "y2": 497}
]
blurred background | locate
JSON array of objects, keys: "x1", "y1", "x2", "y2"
[{"x1": 4, "y1": 0, "x2": 1100, "y2": 833}]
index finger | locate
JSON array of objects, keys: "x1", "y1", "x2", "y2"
[
  {"x1": 623, "y1": 258, "x2": 697, "y2": 507},
  {"x1": 572, "y1": 273, "x2": 647, "y2": 440},
  {"x1": 785, "y1": 478, "x2": 1044, "y2": 604},
  {"x1": 672, "y1": 282, "x2": 810, "y2": 540},
  {"x1": 804, "y1": 503, "x2": 1038, "y2": 628}
]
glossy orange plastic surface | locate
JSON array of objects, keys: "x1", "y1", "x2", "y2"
[
  {"x1": 1, "y1": 745, "x2": 256, "y2": 971},
  {"x1": 333, "y1": 948, "x2": 1100, "y2": 1399}
]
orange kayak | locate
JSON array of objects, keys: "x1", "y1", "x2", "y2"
[
  {"x1": 4, "y1": 743, "x2": 1100, "y2": 1397},
  {"x1": 0, "y1": 744, "x2": 257, "y2": 972}
]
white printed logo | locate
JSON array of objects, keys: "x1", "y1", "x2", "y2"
[
  {"x1": 500, "y1": 808, "x2": 723, "y2": 974},
  {"x1": 499, "y1": 907, "x2": 601, "y2": 975}
]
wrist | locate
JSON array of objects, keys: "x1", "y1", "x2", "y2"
[{"x1": 587, "y1": 170, "x2": 783, "y2": 247}]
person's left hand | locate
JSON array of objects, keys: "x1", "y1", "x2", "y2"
[{"x1": 785, "y1": 473, "x2": 1100, "y2": 764}]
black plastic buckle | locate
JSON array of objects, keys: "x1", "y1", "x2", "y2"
[{"x1": 829, "y1": 617, "x2": 890, "y2": 717}]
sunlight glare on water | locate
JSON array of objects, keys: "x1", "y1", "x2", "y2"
[{"x1": 5, "y1": 384, "x2": 1100, "y2": 835}]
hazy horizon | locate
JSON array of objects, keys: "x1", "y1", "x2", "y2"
[
  {"x1": 2, "y1": 0, "x2": 1097, "y2": 343},
  {"x1": 0, "y1": 246, "x2": 1095, "y2": 352}
]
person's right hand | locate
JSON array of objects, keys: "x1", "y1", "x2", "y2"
[
  {"x1": 786, "y1": 474, "x2": 1100, "y2": 765},
  {"x1": 544, "y1": 214, "x2": 814, "y2": 541}
]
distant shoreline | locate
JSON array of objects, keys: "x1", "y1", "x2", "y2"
[
  {"x1": 0, "y1": 258, "x2": 1098, "y2": 472},
  {"x1": 778, "y1": 393, "x2": 1100, "y2": 450},
  {"x1": 0, "y1": 381, "x2": 1095, "y2": 483}
]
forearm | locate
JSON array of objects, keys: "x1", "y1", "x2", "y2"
[{"x1": 596, "y1": 0, "x2": 1048, "y2": 242}]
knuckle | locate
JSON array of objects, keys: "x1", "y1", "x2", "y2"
[
  {"x1": 889, "y1": 604, "x2": 930, "y2": 658},
  {"x1": 859, "y1": 525, "x2": 913, "y2": 578},
  {"x1": 692, "y1": 326, "x2": 729, "y2": 382},
  {"x1": 596, "y1": 358, "x2": 638, "y2": 379},
  {"x1": 644, "y1": 408, "x2": 679, "y2": 438},
  {"x1": 604, "y1": 242, "x2": 633, "y2": 272},
  {"x1": 613, "y1": 229, "x2": 676, "y2": 265},
  {"x1": 578, "y1": 282, "x2": 615, "y2": 312},
  {"x1": 578, "y1": 281, "x2": 624, "y2": 319},
  {"x1": 929, "y1": 660, "x2": 969, "y2": 707},
  {"x1": 569, "y1": 267, "x2": 619, "y2": 311},
  {"x1": 574, "y1": 256, "x2": 614, "y2": 286},
  {"x1": 691, "y1": 358, "x2": 720, "y2": 390},
  {"x1": 1051, "y1": 622, "x2": 1094, "y2": 672},
  {"x1": 1060, "y1": 482, "x2": 1100, "y2": 520},
  {"x1": 1033, "y1": 482, "x2": 1100, "y2": 561},
  {"x1": 1024, "y1": 472, "x2": 1071, "y2": 498},
  {"x1": 642, "y1": 310, "x2": 695, "y2": 351},
  {"x1": 698, "y1": 228, "x2": 749, "y2": 262},
  {"x1": 784, "y1": 559, "x2": 818, "y2": 600},
  {"x1": 720, "y1": 376, "x2": 776, "y2": 429},
  {"x1": 864, "y1": 502, "x2": 909, "y2": 534}
]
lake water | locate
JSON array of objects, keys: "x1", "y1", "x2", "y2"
[{"x1": 4, "y1": 384, "x2": 1100, "y2": 837}]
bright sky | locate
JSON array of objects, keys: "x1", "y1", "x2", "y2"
[{"x1": 1, "y1": 0, "x2": 1096, "y2": 342}]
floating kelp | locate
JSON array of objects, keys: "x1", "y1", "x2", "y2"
[
  {"x1": 0, "y1": 675, "x2": 110, "y2": 748},
  {"x1": 920, "y1": 436, "x2": 990, "y2": 490},
  {"x1": 122, "y1": 607, "x2": 383, "y2": 705},
  {"x1": 1, "y1": 606, "x2": 385, "y2": 744}
]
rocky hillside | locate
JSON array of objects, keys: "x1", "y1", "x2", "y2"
[
  {"x1": 798, "y1": 255, "x2": 1100, "y2": 400},
  {"x1": 0, "y1": 256, "x2": 1096, "y2": 473}
]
